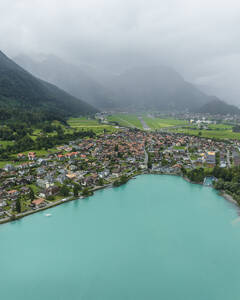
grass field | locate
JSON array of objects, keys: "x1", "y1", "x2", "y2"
[
  {"x1": 107, "y1": 114, "x2": 143, "y2": 129},
  {"x1": 0, "y1": 140, "x2": 14, "y2": 147},
  {"x1": 207, "y1": 124, "x2": 233, "y2": 130},
  {"x1": 169, "y1": 127, "x2": 240, "y2": 140},
  {"x1": 142, "y1": 116, "x2": 188, "y2": 130},
  {"x1": 141, "y1": 117, "x2": 239, "y2": 140},
  {"x1": 68, "y1": 117, "x2": 117, "y2": 134}
]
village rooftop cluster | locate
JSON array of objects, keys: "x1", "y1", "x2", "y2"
[{"x1": 0, "y1": 128, "x2": 240, "y2": 222}]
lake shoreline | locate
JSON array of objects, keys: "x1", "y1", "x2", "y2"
[{"x1": 0, "y1": 172, "x2": 238, "y2": 225}]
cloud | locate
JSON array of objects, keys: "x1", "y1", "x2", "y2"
[{"x1": 0, "y1": 0, "x2": 240, "y2": 103}]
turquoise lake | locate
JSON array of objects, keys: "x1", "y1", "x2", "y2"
[{"x1": 1, "y1": 174, "x2": 240, "y2": 300}]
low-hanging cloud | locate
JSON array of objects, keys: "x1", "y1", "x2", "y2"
[{"x1": 1, "y1": 0, "x2": 240, "y2": 104}]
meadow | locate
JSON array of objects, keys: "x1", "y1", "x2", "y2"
[
  {"x1": 169, "y1": 127, "x2": 240, "y2": 140},
  {"x1": 107, "y1": 114, "x2": 143, "y2": 129},
  {"x1": 142, "y1": 116, "x2": 188, "y2": 129},
  {"x1": 68, "y1": 117, "x2": 117, "y2": 134}
]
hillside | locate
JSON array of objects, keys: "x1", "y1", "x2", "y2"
[
  {"x1": 12, "y1": 54, "x2": 230, "y2": 113},
  {"x1": 196, "y1": 98, "x2": 240, "y2": 115},
  {"x1": 14, "y1": 54, "x2": 115, "y2": 110},
  {"x1": 0, "y1": 50, "x2": 97, "y2": 122},
  {"x1": 108, "y1": 66, "x2": 218, "y2": 111}
]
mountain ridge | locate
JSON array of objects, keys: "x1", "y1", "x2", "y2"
[
  {"x1": 14, "y1": 54, "x2": 115, "y2": 110},
  {"x1": 196, "y1": 98, "x2": 240, "y2": 115},
  {"x1": 108, "y1": 65, "x2": 216, "y2": 111},
  {"x1": 0, "y1": 50, "x2": 97, "y2": 122}
]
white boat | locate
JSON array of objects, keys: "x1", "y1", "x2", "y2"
[{"x1": 45, "y1": 213, "x2": 52, "y2": 217}]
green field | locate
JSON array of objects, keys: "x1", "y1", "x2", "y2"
[
  {"x1": 0, "y1": 140, "x2": 14, "y2": 147},
  {"x1": 107, "y1": 114, "x2": 143, "y2": 129},
  {"x1": 169, "y1": 127, "x2": 240, "y2": 140},
  {"x1": 207, "y1": 123, "x2": 233, "y2": 130},
  {"x1": 68, "y1": 117, "x2": 116, "y2": 134},
  {"x1": 141, "y1": 117, "x2": 239, "y2": 140},
  {"x1": 142, "y1": 116, "x2": 188, "y2": 130}
]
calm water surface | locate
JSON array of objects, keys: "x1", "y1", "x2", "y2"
[{"x1": 1, "y1": 175, "x2": 240, "y2": 300}]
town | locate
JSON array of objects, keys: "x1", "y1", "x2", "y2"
[{"x1": 1, "y1": 126, "x2": 240, "y2": 223}]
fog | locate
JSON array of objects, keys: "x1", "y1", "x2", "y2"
[{"x1": 1, "y1": 0, "x2": 240, "y2": 104}]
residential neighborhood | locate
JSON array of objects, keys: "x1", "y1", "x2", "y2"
[{"x1": 0, "y1": 127, "x2": 240, "y2": 221}]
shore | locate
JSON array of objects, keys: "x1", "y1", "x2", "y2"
[
  {"x1": 0, "y1": 184, "x2": 112, "y2": 225},
  {"x1": 0, "y1": 172, "x2": 239, "y2": 225},
  {"x1": 221, "y1": 191, "x2": 239, "y2": 206}
]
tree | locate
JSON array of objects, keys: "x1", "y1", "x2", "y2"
[
  {"x1": 215, "y1": 152, "x2": 220, "y2": 166},
  {"x1": 82, "y1": 187, "x2": 93, "y2": 196},
  {"x1": 98, "y1": 178, "x2": 104, "y2": 186},
  {"x1": 29, "y1": 187, "x2": 35, "y2": 201},
  {"x1": 60, "y1": 185, "x2": 70, "y2": 197},
  {"x1": 147, "y1": 152, "x2": 152, "y2": 169},
  {"x1": 113, "y1": 175, "x2": 129, "y2": 187},
  {"x1": 16, "y1": 196, "x2": 23, "y2": 213},
  {"x1": 73, "y1": 184, "x2": 81, "y2": 197}
]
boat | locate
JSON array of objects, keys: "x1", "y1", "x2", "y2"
[{"x1": 45, "y1": 213, "x2": 52, "y2": 217}]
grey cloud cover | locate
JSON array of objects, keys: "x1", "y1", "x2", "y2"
[{"x1": 1, "y1": 0, "x2": 240, "y2": 104}]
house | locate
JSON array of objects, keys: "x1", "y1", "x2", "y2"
[
  {"x1": 7, "y1": 189, "x2": 19, "y2": 200},
  {"x1": 17, "y1": 153, "x2": 26, "y2": 160},
  {"x1": 37, "y1": 158, "x2": 48, "y2": 165},
  {"x1": 36, "y1": 167, "x2": 46, "y2": 176},
  {"x1": 65, "y1": 152, "x2": 78, "y2": 159},
  {"x1": 206, "y1": 151, "x2": 216, "y2": 167},
  {"x1": 3, "y1": 164, "x2": 15, "y2": 172},
  {"x1": 233, "y1": 151, "x2": 240, "y2": 166},
  {"x1": 36, "y1": 179, "x2": 53, "y2": 189},
  {"x1": 66, "y1": 173, "x2": 77, "y2": 180},
  {"x1": 69, "y1": 164, "x2": 77, "y2": 171},
  {"x1": 220, "y1": 161, "x2": 227, "y2": 168},
  {"x1": 28, "y1": 152, "x2": 36, "y2": 161},
  {"x1": 0, "y1": 200, "x2": 7, "y2": 211},
  {"x1": 20, "y1": 186, "x2": 30, "y2": 195},
  {"x1": 45, "y1": 186, "x2": 59, "y2": 198},
  {"x1": 82, "y1": 176, "x2": 95, "y2": 186},
  {"x1": 57, "y1": 154, "x2": 65, "y2": 161},
  {"x1": 56, "y1": 174, "x2": 68, "y2": 184},
  {"x1": 98, "y1": 169, "x2": 110, "y2": 178},
  {"x1": 32, "y1": 198, "x2": 45, "y2": 208}
]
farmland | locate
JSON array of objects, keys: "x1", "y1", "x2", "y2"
[
  {"x1": 142, "y1": 116, "x2": 188, "y2": 129},
  {"x1": 67, "y1": 117, "x2": 117, "y2": 134},
  {"x1": 168, "y1": 127, "x2": 240, "y2": 140},
  {"x1": 107, "y1": 114, "x2": 143, "y2": 129}
]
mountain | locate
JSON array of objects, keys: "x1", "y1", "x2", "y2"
[
  {"x1": 14, "y1": 54, "x2": 114, "y2": 110},
  {"x1": 0, "y1": 50, "x2": 97, "y2": 121},
  {"x1": 196, "y1": 98, "x2": 240, "y2": 115},
  {"x1": 108, "y1": 66, "x2": 217, "y2": 111},
  {"x1": 13, "y1": 55, "x2": 228, "y2": 113}
]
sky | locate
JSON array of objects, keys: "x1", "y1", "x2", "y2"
[{"x1": 0, "y1": 0, "x2": 240, "y2": 104}]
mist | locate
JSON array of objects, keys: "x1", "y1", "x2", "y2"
[{"x1": 1, "y1": 0, "x2": 240, "y2": 104}]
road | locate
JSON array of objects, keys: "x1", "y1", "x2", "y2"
[
  {"x1": 227, "y1": 150, "x2": 231, "y2": 167},
  {"x1": 144, "y1": 149, "x2": 148, "y2": 168},
  {"x1": 138, "y1": 117, "x2": 151, "y2": 131}
]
